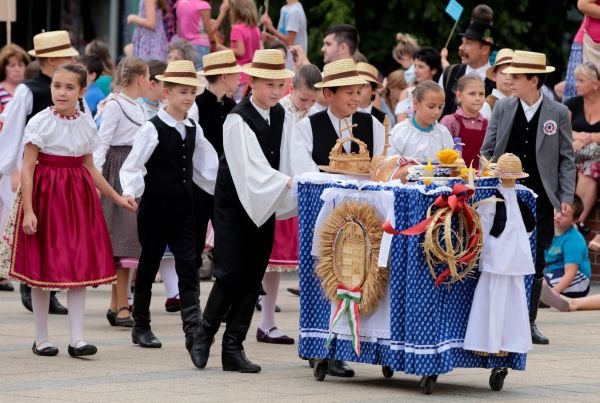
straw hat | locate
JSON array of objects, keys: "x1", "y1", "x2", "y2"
[
  {"x1": 198, "y1": 50, "x2": 243, "y2": 76},
  {"x1": 242, "y1": 49, "x2": 294, "y2": 80},
  {"x1": 503, "y1": 50, "x2": 555, "y2": 75},
  {"x1": 356, "y1": 62, "x2": 383, "y2": 89},
  {"x1": 490, "y1": 153, "x2": 529, "y2": 179},
  {"x1": 486, "y1": 48, "x2": 514, "y2": 81},
  {"x1": 156, "y1": 60, "x2": 203, "y2": 87},
  {"x1": 28, "y1": 31, "x2": 79, "y2": 58},
  {"x1": 314, "y1": 59, "x2": 367, "y2": 88}
]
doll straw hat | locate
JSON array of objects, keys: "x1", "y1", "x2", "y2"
[
  {"x1": 490, "y1": 153, "x2": 529, "y2": 179},
  {"x1": 486, "y1": 48, "x2": 514, "y2": 81},
  {"x1": 198, "y1": 50, "x2": 243, "y2": 76},
  {"x1": 356, "y1": 62, "x2": 383, "y2": 89},
  {"x1": 314, "y1": 59, "x2": 368, "y2": 88},
  {"x1": 156, "y1": 60, "x2": 203, "y2": 87},
  {"x1": 242, "y1": 49, "x2": 294, "y2": 79},
  {"x1": 28, "y1": 30, "x2": 79, "y2": 58},
  {"x1": 503, "y1": 50, "x2": 555, "y2": 75}
]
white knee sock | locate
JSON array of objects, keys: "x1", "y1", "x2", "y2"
[
  {"x1": 127, "y1": 269, "x2": 135, "y2": 304},
  {"x1": 67, "y1": 288, "x2": 87, "y2": 347},
  {"x1": 259, "y1": 272, "x2": 285, "y2": 337},
  {"x1": 159, "y1": 259, "x2": 179, "y2": 298},
  {"x1": 31, "y1": 288, "x2": 51, "y2": 347}
]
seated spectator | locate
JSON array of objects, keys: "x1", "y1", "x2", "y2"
[
  {"x1": 167, "y1": 38, "x2": 199, "y2": 66},
  {"x1": 544, "y1": 195, "x2": 592, "y2": 298}
]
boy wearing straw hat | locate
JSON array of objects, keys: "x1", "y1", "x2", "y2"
[
  {"x1": 194, "y1": 50, "x2": 242, "y2": 280},
  {"x1": 481, "y1": 50, "x2": 576, "y2": 345},
  {"x1": 193, "y1": 49, "x2": 311, "y2": 373},
  {"x1": 296, "y1": 59, "x2": 386, "y2": 173},
  {"x1": 356, "y1": 62, "x2": 387, "y2": 124},
  {"x1": 120, "y1": 60, "x2": 219, "y2": 367},
  {"x1": 480, "y1": 48, "x2": 514, "y2": 119},
  {"x1": 0, "y1": 30, "x2": 79, "y2": 316}
]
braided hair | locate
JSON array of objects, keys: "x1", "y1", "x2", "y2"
[{"x1": 56, "y1": 63, "x2": 88, "y2": 113}]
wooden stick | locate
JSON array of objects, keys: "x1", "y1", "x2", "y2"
[
  {"x1": 444, "y1": 20, "x2": 459, "y2": 50},
  {"x1": 382, "y1": 115, "x2": 390, "y2": 156}
]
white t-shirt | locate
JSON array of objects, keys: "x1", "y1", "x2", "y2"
[{"x1": 277, "y1": 3, "x2": 308, "y2": 69}]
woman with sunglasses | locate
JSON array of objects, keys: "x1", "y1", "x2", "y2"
[{"x1": 565, "y1": 62, "x2": 600, "y2": 246}]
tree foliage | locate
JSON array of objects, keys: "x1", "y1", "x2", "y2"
[{"x1": 261, "y1": 0, "x2": 581, "y2": 84}]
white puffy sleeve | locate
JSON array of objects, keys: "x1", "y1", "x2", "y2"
[
  {"x1": 222, "y1": 113, "x2": 292, "y2": 227},
  {"x1": 389, "y1": 122, "x2": 407, "y2": 156},
  {"x1": 0, "y1": 84, "x2": 33, "y2": 175},
  {"x1": 22, "y1": 109, "x2": 52, "y2": 149},
  {"x1": 192, "y1": 121, "x2": 218, "y2": 195},
  {"x1": 119, "y1": 122, "x2": 159, "y2": 198},
  {"x1": 292, "y1": 116, "x2": 319, "y2": 173},
  {"x1": 94, "y1": 100, "x2": 121, "y2": 169}
]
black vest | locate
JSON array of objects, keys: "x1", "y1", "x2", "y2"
[
  {"x1": 441, "y1": 64, "x2": 495, "y2": 118},
  {"x1": 308, "y1": 110, "x2": 374, "y2": 166},
  {"x1": 144, "y1": 116, "x2": 196, "y2": 198},
  {"x1": 216, "y1": 97, "x2": 285, "y2": 192},
  {"x1": 23, "y1": 72, "x2": 53, "y2": 123},
  {"x1": 505, "y1": 101, "x2": 544, "y2": 195},
  {"x1": 371, "y1": 106, "x2": 386, "y2": 124},
  {"x1": 195, "y1": 89, "x2": 236, "y2": 157}
]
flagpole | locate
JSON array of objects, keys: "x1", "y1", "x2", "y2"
[{"x1": 444, "y1": 20, "x2": 459, "y2": 50}]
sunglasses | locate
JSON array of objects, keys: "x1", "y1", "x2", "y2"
[{"x1": 586, "y1": 61, "x2": 599, "y2": 79}]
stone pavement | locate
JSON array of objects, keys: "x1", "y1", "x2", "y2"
[{"x1": 0, "y1": 275, "x2": 599, "y2": 402}]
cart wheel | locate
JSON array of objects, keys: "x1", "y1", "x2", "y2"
[
  {"x1": 489, "y1": 368, "x2": 508, "y2": 391},
  {"x1": 419, "y1": 375, "x2": 437, "y2": 395},
  {"x1": 313, "y1": 360, "x2": 328, "y2": 381},
  {"x1": 382, "y1": 366, "x2": 394, "y2": 378}
]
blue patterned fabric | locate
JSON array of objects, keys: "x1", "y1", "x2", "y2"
[{"x1": 298, "y1": 178, "x2": 535, "y2": 376}]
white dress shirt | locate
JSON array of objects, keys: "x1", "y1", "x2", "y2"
[
  {"x1": 119, "y1": 107, "x2": 218, "y2": 198},
  {"x1": 520, "y1": 92, "x2": 544, "y2": 122},
  {"x1": 94, "y1": 93, "x2": 146, "y2": 169},
  {"x1": 480, "y1": 88, "x2": 507, "y2": 120},
  {"x1": 438, "y1": 62, "x2": 492, "y2": 87}
]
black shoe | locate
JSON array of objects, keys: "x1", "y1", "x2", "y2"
[
  {"x1": 68, "y1": 343, "x2": 97, "y2": 357},
  {"x1": 531, "y1": 323, "x2": 549, "y2": 345},
  {"x1": 286, "y1": 287, "x2": 300, "y2": 296},
  {"x1": 222, "y1": 349, "x2": 261, "y2": 373},
  {"x1": 49, "y1": 292, "x2": 68, "y2": 315},
  {"x1": 106, "y1": 309, "x2": 117, "y2": 326},
  {"x1": 114, "y1": 307, "x2": 134, "y2": 327},
  {"x1": 131, "y1": 327, "x2": 162, "y2": 348},
  {"x1": 222, "y1": 292, "x2": 261, "y2": 373},
  {"x1": 32, "y1": 342, "x2": 58, "y2": 356},
  {"x1": 327, "y1": 359, "x2": 355, "y2": 377},
  {"x1": 0, "y1": 280, "x2": 14, "y2": 292},
  {"x1": 20, "y1": 284, "x2": 32, "y2": 312}
]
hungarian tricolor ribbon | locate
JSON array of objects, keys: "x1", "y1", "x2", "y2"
[{"x1": 325, "y1": 284, "x2": 362, "y2": 356}]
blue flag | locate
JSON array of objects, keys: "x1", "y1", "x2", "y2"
[{"x1": 445, "y1": 0, "x2": 464, "y2": 22}]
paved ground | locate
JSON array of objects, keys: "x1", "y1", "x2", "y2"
[{"x1": 0, "y1": 274, "x2": 599, "y2": 402}]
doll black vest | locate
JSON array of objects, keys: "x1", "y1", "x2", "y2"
[
  {"x1": 23, "y1": 72, "x2": 53, "y2": 123},
  {"x1": 144, "y1": 116, "x2": 196, "y2": 198},
  {"x1": 308, "y1": 110, "x2": 374, "y2": 166}
]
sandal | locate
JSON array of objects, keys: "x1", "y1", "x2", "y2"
[
  {"x1": 114, "y1": 306, "x2": 134, "y2": 327},
  {"x1": 589, "y1": 234, "x2": 600, "y2": 252}
]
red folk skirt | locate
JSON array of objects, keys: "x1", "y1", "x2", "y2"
[
  {"x1": 266, "y1": 217, "x2": 299, "y2": 272},
  {"x1": 7, "y1": 153, "x2": 116, "y2": 289}
]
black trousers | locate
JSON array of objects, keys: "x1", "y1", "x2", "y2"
[
  {"x1": 535, "y1": 193, "x2": 555, "y2": 278},
  {"x1": 193, "y1": 185, "x2": 214, "y2": 269},
  {"x1": 135, "y1": 196, "x2": 199, "y2": 308}
]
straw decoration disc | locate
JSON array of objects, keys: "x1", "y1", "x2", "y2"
[{"x1": 316, "y1": 201, "x2": 388, "y2": 314}]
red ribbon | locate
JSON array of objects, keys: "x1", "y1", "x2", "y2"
[{"x1": 383, "y1": 183, "x2": 479, "y2": 286}]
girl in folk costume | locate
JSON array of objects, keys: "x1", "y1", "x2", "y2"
[
  {"x1": 0, "y1": 64, "x2": 137, "y2": 357},
  {"x1": 440, "y1": 73, "x2": 488, "y2": 168},
  {"x1": 463, "y1": 154, "x2": 535, "y2": 355},
  {"x1": 390, "y1": 80, "x2": 454, "y2": 162},
  {"x1": 192, "y1": 50, "x2": 311, "y2": 373},
  {"x1": 94, "y1": 57, "x2": 149, "y2": 328},
  {"x1": 256, "y1": 63, "x2": 321, "y2": 345}
]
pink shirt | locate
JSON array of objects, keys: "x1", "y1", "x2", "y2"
[
  {"x1": 230, "y1": 23, "x2": 261, "y2": 85},
  {"x1": 175, "y1": 0, "x2": 211, "y2": 46}
]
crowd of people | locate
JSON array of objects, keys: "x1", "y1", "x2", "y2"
[{"x1": 0, "y1": 0, "x2": 598, "y2": 376}]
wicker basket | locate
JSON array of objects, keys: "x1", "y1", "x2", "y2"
[{"x1": 327, "y1": 137, "x2": 371, "y2": 173}]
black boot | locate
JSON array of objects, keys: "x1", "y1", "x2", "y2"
[
  {"x1": 190, "y1": 284, "x2": 232, "y2": 369},
  {"x1": 20, "y1": 284, "x2": 32, "y2": 312},
  {"x1": 327, "y1": 359, "x2": 355, "y2": 377},
  {"x1": 131, "y1": 293, "x2": 162, "y2": 348},
  {"x1": 222, "y1": 292, "x2": 261, "y2": 373},
  {"x1": 181, "y1": 304, "x2": 205, "y2": 368},
  {"x1": 530, "y1": 277, "x2": 549, "y2": 345},
  {"x1": 49, "y1": 292, "x2": 68, "y2": 315}
]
